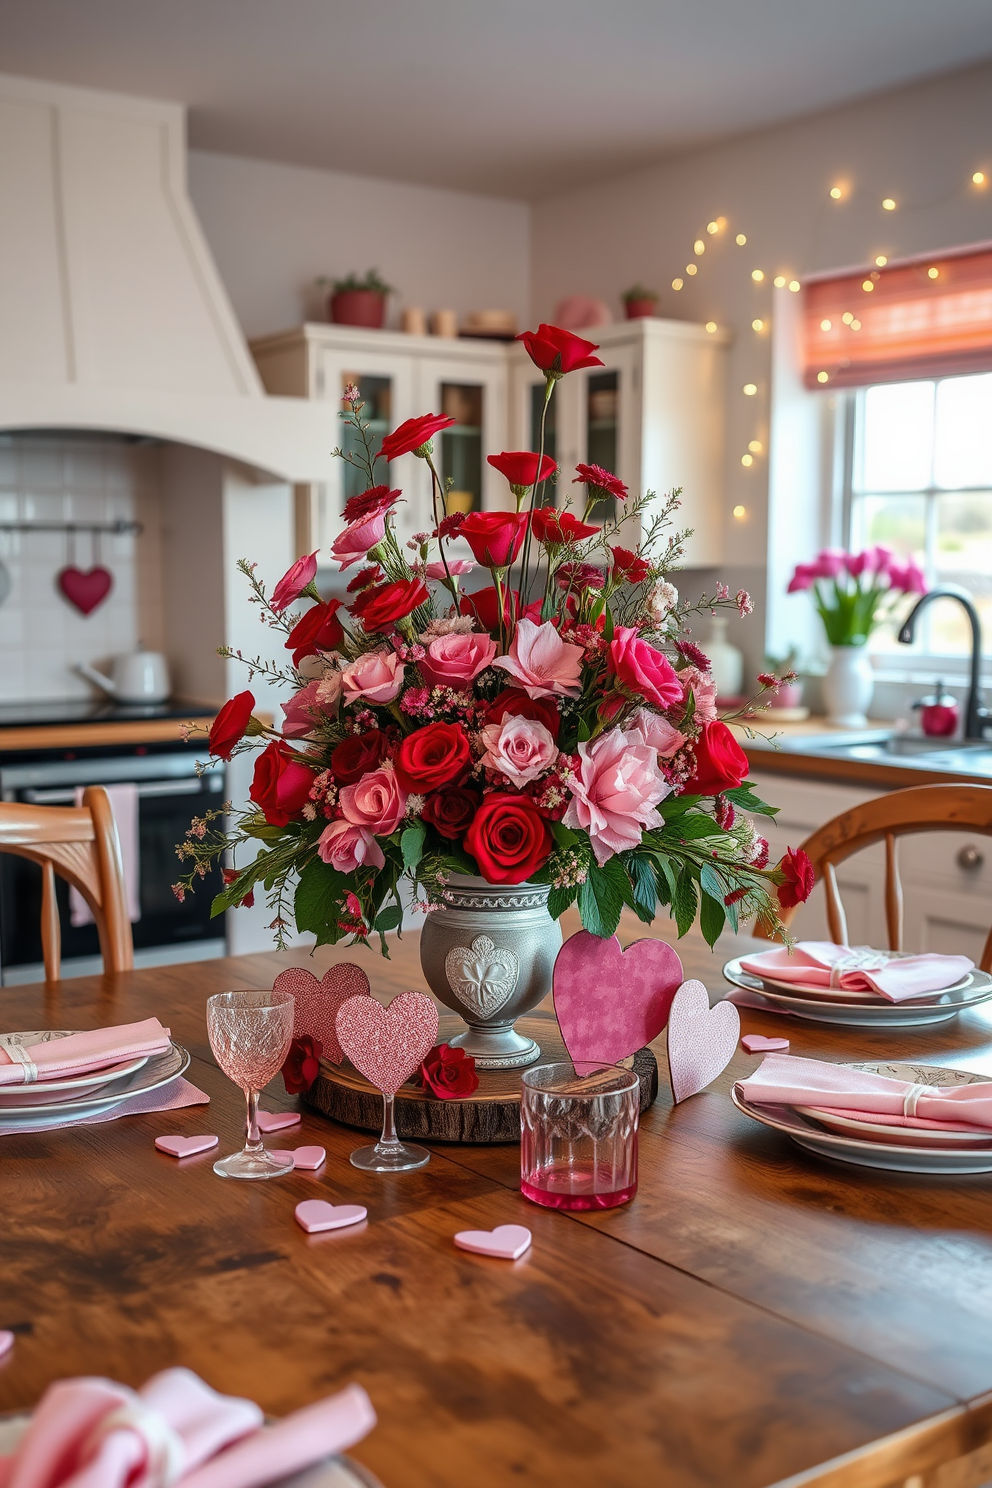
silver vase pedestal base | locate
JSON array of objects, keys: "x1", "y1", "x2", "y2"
[{"x1": 448, "y1": 1024, "x2": 541, "y2": 1070}]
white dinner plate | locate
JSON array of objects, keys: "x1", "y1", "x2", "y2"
[
  {"x1": 722, "y1": 958, "x2": 992, "y2": 1027},
  {"x1": 0, "y1": 1031, "x2": 149, "y2": 1107},
  {"x1": 0, "y1": 1038, "x2": 189, "y2": 1126}
]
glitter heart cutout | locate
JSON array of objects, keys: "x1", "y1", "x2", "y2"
[
  {"x1": 274, "y1": 963, "x2": 372, "y2": 1064},
  {"x1": 667, "y1": 980, "x2": 740, "y2": 1102},
  {"x1": 335, "y1": 991, "x2": 438, "y2": 1096}
]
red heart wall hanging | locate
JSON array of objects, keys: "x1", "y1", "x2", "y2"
[{"x1": 57, "y1": 565, "x2": 113, "y2": 616}]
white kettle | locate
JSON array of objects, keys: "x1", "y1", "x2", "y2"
[{"x1": 75, "y1": 646, "x2": 171, "y2": 704}]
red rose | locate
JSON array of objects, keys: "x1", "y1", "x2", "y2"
[
  {"x1": 342, "y1": 485, "x2": 402, "y2": 524},
  {"x1": 607, "y1": 627, "x2": 682, "y2": 707},
  {"x1": 459, "y1": 511, "x2": 529, "y2": 569},
  {"x1": 331, "y1": 729, "x2": 389, "y2": 785},
  {"x1": 487, "y1": 451, "x2": 557, "y2": 494},
  {"x1": 683, "y1": 721, "x2": 749, "y2": 796},
  {"x1": 418, "y1": 1042, "x2": 479, "y2": 1099},
  {"x1": 573, "y1": 463, "x2": 629, "y2": 501},
  {"x1": 249, "y1": 741, "x2": 315, "y2": 826},
  {"x1": 352, "y1": 578, "x2": 428, "y2": 632},
  {"x1": 422, "y1": 785, "x2": 481, "y2": 840},
  {"x1": 610, "y1": 546, "x2": 650, "y2": 583},
  {"x1": 271, "y1": 552, "x2": 317, "y2": 612},
  {"x1": 347, "y1": 564, "x2": 383, "y2": 593},
  {"x1": 379, "y1": 413, "x2": 455, "y2": 462},
  {"x1": 487, "y1": 687, "x2": 560, "y2": 740},
  {"x1": 465, "y1": 793, "x2": 553, "y2": 884},
  {"x1": 531, "y1": 509, "x2": 599, "y2": 545},
  {"x1": 777, "y1": 847, "x2": 815, "y2": 909},
  {"x1": 395, "y1": 722, "x2": 471, "y2": 792},
  {"x1": 285, "y1": 601, "x2": 345, "y2": 666},
  {"x1": 517, "y1": 323, "x2": 604, "y2": 376},
  {"x1": 460, "y1": 585, "x2": 520, "y2": 631},
  {"x1": 208, "y1": 691, "x2": 255, "y2": 760},
  {"x1": 282, "y1": 1035, "x2": 323, "y2": 1095}
]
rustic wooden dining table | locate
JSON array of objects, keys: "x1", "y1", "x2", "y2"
[{"x1": 3, "y1": 912, "x2": 992, "y2": 1488}]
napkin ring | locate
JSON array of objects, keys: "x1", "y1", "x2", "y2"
[
  {"x1": 4, "y1": 1044, "x2": 38, "y2": 1083},
  {"x1": 902, "y1": 1083, "x2": 929, "y2": 1118},
  {"x1": 85, "y1": 1401, "x2": 186, "y2": 1487}
]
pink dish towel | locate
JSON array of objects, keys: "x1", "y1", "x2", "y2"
[
  {"x1": 0, "y1": 1075, "x2": 208, "y2": 1136},
  {"x1": 739, "y1": 942, "x2": 974, "y2": 1002},
  {"x1": 736, "y1": 1053, "x2": 992, "y2": 1131},
  {"x1": 0, "y1": 1019, "x2": 171, "y2": 1087},
  {"x1": 69, "y1": 782, "x2": 141, "y2": 927},
  {"x1": 0, "y1": 1366, "x2": 376, "y2": 1488}
]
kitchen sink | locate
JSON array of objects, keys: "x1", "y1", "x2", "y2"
[{"x1": 773, "y1": 729, "x2": 992, "y2": 778}]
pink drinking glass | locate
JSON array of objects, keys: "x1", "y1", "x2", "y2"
[
  {"x1": 206, "y1": 988, "x2": 296, "y2": 1180},
  {"x1": 520, "y1": 1062, "x2": 640, "y2": 1211}
]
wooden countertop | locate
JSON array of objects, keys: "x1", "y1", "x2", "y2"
[{"x1": 0, "y1": 717, "x2": 216, "y2": 753}]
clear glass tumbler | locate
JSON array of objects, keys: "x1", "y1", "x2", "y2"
[
  {"x1": 206, "y1": 988, "x2": 296, "y2": 1180},
  {"x1": 520, "y1": 1062, "x2": 639, "y2": 1210}
]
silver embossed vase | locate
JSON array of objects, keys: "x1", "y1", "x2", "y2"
[{"x1": 419, "y1": 876, "x2": 562, "y2": 1069}]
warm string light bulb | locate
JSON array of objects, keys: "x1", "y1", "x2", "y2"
[
  {"x1": 974, "y1": 171, "x2": 987, "y2": 186},
  {"x1": 842, "y1": 311, "x2": 854, "y2": 324},
  {"x1": 706, "y1": 220, "x2": 720, "y2": 234},
  {"x1": 743, "y1": 383, "x2": 758, "y2": 396},
  {"x1": 736, "y1": 233, "x2": 747, "y2": 246},
  {"x1": 694, "y1": 239, "x2": 705, "y2": 255},
  {"x1": 817, "y1": 371, "x2": 830, "y2": 383},
  {"x1": 820, "y1": 318, "x2": 832, "y2": 331},
  {"x1": 752, "y1": 318, "x2": 765, "y2": 331},
  {"x1": 851, "y1": 318, "x2": 862, "y2": 330},
  {"x1": 733, "y1": 505, "x2": 746, "y2": 519},
  {"x1": 748, "y1": 440, "x2": 762, "y2": 453},
  {"x1": 672, "y1": 277, "x2": 683, "y2": 291},
  {"x1": 686, "y1": 263, "x2": 698, "y2": 276},
  {"x1": 882, "y1": 197, "x2": 897, "y2": 211},
  {"x1": 829, "y1": 186, "x2": 843, "y2": 199},
  {"x1": 789, "y1": 280, "x2": 801, "y2": 292},
  {"x1": 928, "y1": 266, "x2": 939, "y2": 279},
  {"x1": 741, "y1": 454, "x2": 753, "y2": 467},
  {"x1": 862, "y1": 279, "x2": 875, "y2": 292},
  {"x1": 751, "y1": 269, "x2": 764, "y2": 282},
  {"x1": 705, "y1": 321, "x2": 718, "y2": 333},
  {"x1": 773, "y1": 275, "x2": 786, "y2": 288},
  {"x1": 875, "y1": 255, "x2": 887, "y2": 266}
]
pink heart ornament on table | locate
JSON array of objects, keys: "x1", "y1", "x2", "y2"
[
  {"x1": 295, "y1": 1200, "x2": 367, "y2": 1234},
  {"x1": 56, "y1": 565, "x2": 113, "y2": 616},
  {"x1": 269, "y1": 1145, "x2": 326, "y2": 1170},
  {"x1": 336, "y1": 991, "x2": 439, "y2": 1096},
  {"x1": 667, "y1": 980, "x2": 740, "y2": 1103},
  {"x1": 0, "y1": 1331, "x2": 14, "y2": 1360},
  {"x1": 741, "y1": 1034, "x2": 791, "y2": 1053},
  {"x1": 553, "y1": 931, "x2": 683, "y2": 1068},
  {"x1": 256, "y1": 1110, "x2": 300, "y2": 1133},
  {"x1": 155, "y1": 1134, "x2": 219, "y2": 1158},
  {"x1": 454, "y1": 1225, "x2": 532, "y2": 1260},
  {"x1": 273, "y1": 963, "x2": 372, "y2": 1064}
]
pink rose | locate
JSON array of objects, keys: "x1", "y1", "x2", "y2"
[
  {"x1": 607, "y1": 628, "x2": 682, "y2": 709},
  {"x1": 340, "y1": 766, "x2": 407, "y2": 835},
  {"x1": 271, "y1": 551, "x2": 317, "y2": 611},
  {"x1": 494, "y1": 618, "x2": 584, "y2": 699},
  {"x1": 426, "y1": 559, "x2": 474, "y2": 580},
  {"x1": 626, "y1": 705, "x2": 687, "y2": 759},
  {"x1": 331, "y1": 511, "x2": 387, "y2": 570},
  {"x1": 281, "y1": 674, "x2": 341, "y2": 738},
  {"x1": 340, "y1": 650, "x2": 405, "y2": 705},
  {"x1": 563, "y1": 729, "x2": 671, "y2": 866},
  {"x1": 419, "y1": 630, "x2": 497, "y2": 691},
  {"x1": 480, "y1": 715, "x2": 558, "y2": 787},
  {"x1": 317, "y1": 819, "x2": 385, "y2": 873},
  {"x1": 679, "y1": 665, "x2": 718, "y2": 722}
]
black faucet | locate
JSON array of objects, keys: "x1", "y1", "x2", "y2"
[{"x1": 898, "y1": 585, "x2": 990, "y2": 741}]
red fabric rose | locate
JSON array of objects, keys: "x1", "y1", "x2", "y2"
[
  {"x1": 208, "y1": 691, "x2": 255, "y2": 760},
  {"x1": 379, "y1": 413, "x2": 455, "y2": 462},
  {"x1": 517, "y1": 323, "x2": 604, "y2": 376},
  {"x1": 607, "y1": 627, "x2": 682, "y2": 707},
  {"x1": 610, "y1": 546, "x2": 650, "y2": 583},
  {"x1": 777, "y1": 847, "x2": 815, "y2": 909},
  {"x1": 282, "y1": 1035, "x2": 323, "y2": 1095},
  {"x1": 422, "y1": 785, "x2": 481, "y2": 841},
  {"x1": 487, "y1": 451, "x2": 557, "y2": 493},
  {"x1": 249, "y1": 741, "x2": 315, "y2": 826},
  {"x1": 418, "y1": 1042, "x2": 479, "y2": 1099},
  {"x1": 342, "y1": 485, "x2": 402, "y2": 524},
  {"x1": 395, "y1": 722, "x2": 471, "y2": 792},
  {"x1": 459, "y1": 511, "x2": 529, "y2": 569},
  {"x1": 331, "y1": 729, "x2": 389, "y2": 785},
  {"x1": 459, "y1": 585, "x2": 520, "y2": 631},
  {"x1": 352, "y1": 578, "x2": 428, "y2": 631},
  {"x1": 487, "y1": 687, "x2": 560, "y2": 740},
  {"x1": 271, "y1": 552, "x2": 317, "y2": 612},
  {"x1": 682, "y1": 721, "x2": 749, "y2": 796},
  {"x1": 465, "y1": 793, "x2": 553, "y2": 884},
  {"x1": 531, "y1": 509, "x2": 599, "y2": 545},
  {"x1": 573, "y1": 463, "x2": 629, "y2": 501},
  {"x1": 285, "y1": 601, "x2": 345, "y2": 666}
]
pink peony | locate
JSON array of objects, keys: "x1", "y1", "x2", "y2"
[
  {"x1": 626, "y1": 705, "x2": 687, "y2": 759},
  {"x1": 340, "y1": 766, "x2": 407, "y2": 835},
  {"x1": 494, "y1": 618, "x2": 585, "y2": 699},
  {"x1": 340, "y1": 650, "x2": 405, "y2": 705},
  {"x1": 607, "y1": 627, "x2": 682, "y2": 708},
  {"x1": 418, "y1": 630, "x2": 497, "y2": 691},
  {"x1": 317, "y1": 819, "x2": 385, "y2": 873},
  {"x1": 271, "y1": 551, "x2": 317, "y2": 612},
  {"x1": 479, "y1": 715, "x2": 558, "y2": 787},
  {"x1": 330, "y1": 511, "x2": 387, "y2": 570},
  {"x1": 563, "y1": 729, "x2": 671, "y2": 866},
  {"x1": 426, "y1": 558, "x2": 474, "y2": 580},
  {"x1": 281, "y1": 675, "x2": 340, "y2": 737},
  {"x1": 680, "y1": 665, "x2": 718, "y2": 721}
]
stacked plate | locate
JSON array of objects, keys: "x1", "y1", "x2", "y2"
[
  {"x1": 0, "y1": 1030, "x2": 189, "y2": 1132},
  {"x1": 722, "y1": 956, "x2": 992, "y2": 1027},
  {"x1": 733, "y1": 1061, "x2": 992, "y2": 1173}
]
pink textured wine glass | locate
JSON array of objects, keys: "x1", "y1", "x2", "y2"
[{"x1": 206, "y1": 988, "x2": 296, "y2": 1180}]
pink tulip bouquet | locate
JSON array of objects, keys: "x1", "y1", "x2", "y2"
[
  {"x1": 175, "y1": 324, "x2": 812, "y2": 951},
  {"x1": 788, "y1": 546, "x2": 926, "y2": 646}
]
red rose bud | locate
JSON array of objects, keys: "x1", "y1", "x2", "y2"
[
  {"x1": 285, "y1": 600, "x2": 345, "y2": 666},
  {"x1": 531, "y1": 509, "x2": 599, "y2": 545},
  {"x1": 419, "y1": 1042, "x2": 479, "y2": 1099},
  {"x1": 573, "y1": 463, "x2": 629, "y2": 502},
  {"x1": 208, "y1": 691, "x2": 257, "y2": 760},
  {"x1": 379, "y1": 413, "x2": 455, "y2": 462},
  {"x1": 516, "y1": 323, "x2": 604, "y2": 377},
  {"x1": 342, "y1": 485, "x2": 402, "y2": 524},
  {"x1": 352, "y1": 578, "x2": 428, "y2": 631},
  {"x1": 271, "y1": 552, "x2": 318, "y2": 612},
  {"x1": 682, "y1": 721, "x2": 749, "y2": 796},
  {"x1": 486, "y1": 450, "x2": 557, "y2": 496},
  {"x1": 331, "y1": 729, "x2": 390, "y2": 785},
  {"x1": 777, "y1": 847, "x2": 815, "y2": 909},
  {"x1": 422, "y1": 785, "x2": 481, "y2": 840},
  {"x1": 221, "y1": 866, "x2": 254, "y2": 909},
  {"x1": 395, "y1": 721, "x2": 472, "y2": 792},
  {"x1": 464, "y1": 792, "x2": 553, "y2": 885},
  {"x1": 459, "y1": 511, "x2": 530, "y2": 569},
  {"x1": 282, "y1": 1035, "x2": 323, "y2": 1095},
  {"x1": 249, "y1": 741, "x2": 316, "y2": 826}
]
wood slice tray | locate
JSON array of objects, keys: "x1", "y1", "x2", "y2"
[{"x1": 303, "y1": 1004, "x2": 659, "y2": 1144}]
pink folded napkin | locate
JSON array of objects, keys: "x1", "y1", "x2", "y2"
[
  {"x1": 736, "y1": 1053, "x2": 992, "y2": 1131},
  {"x1": 0, "y1": 1366, "x2": 376, "y2": 1488},
  {"x1": 0, "y1": 1020, "x2": 171, "y2": 1088},
  {"x1": 0, "y1": 1075, "x2": 209, "y2": 1136},
  {"x1": 739, "y1": 942, "x2": 974, "y2": 1002}
]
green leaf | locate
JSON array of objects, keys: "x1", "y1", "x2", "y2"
[
  {"x1": 699, "y1": 890, "x2": 726, "y2": 947},
  {"x1": 374, "y1": 903, "x2": 403, "y2": 933},
  {"x1": 401, "y1": 823, "x2": 426, "y2": 873},
  {"x1": 628, "y1": 854, "x2": 657, "y2": 918},
  {"x1": 548, "y1": 883, "x2": 579, "y2": 919},
  {"x1": 671, "y1": 867, "x2": 698, "y2": 938},
  {"x1": 699, "y1": 861, "x2": 725, "y2": 902},
  {"x1": 724, "y1": 783, "x2": 779, "y2": 818},
  {"x1": 551, "y1": 820, "x2": 581, "y2": 849},
  {"x1": 602, "y1": 603, "x2": 615, "y2": 642},
  {"x1": 653, "y1": 852, "x2": 677, "y2": 903},
  {"x1": 577, "y1": 859, "x2": 626, "y2": 938},
  {"x1": 294, "y1": 857, "x2": 346, "y2": 940},
  {"x1": 576, "y1": 715, "x2": 592, "y2": 743}
]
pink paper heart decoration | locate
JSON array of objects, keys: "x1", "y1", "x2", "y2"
[
  {"x1": 454, "y1": 1225, "x2": 532, "y2": 1260},
  {"x1": 0, "y1": 1331, "x2": 13, "y2": 1359},
  {"x1": 274, "y1": 963, "x2": 372, "y2": 1063},
  {"x1": 57, "y1": 565, "x2": 113, "y2": 616},
  {"x1": 154, "y1": 1134, "x2": 219, "y2": 1158},
  {"x1": 553, "y1": 931, "x2": 683, "y2": 1067},
  {"x1": 741, "y1": 1034, "x2": 790, "y2": 1053},
  {"x1": 256, "y1": 1110, "x2": 300, "y2": 1133},
  {"x1": 269, "y1": 1145, "x2": 326, "y2": 1170},
  {"x1": 295, "y1": 1200, "x2": 367, "y2": 1234},
  {"x1": 667, "y1": 979, "x2": 740, "y2": 1103},
  {"x1": 336, "y1": 991, "x2": 439, "y2": 1096}
]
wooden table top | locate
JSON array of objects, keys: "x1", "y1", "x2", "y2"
[{"x1": 3, "y1": 914, "x2": 992, "y2": 1488}]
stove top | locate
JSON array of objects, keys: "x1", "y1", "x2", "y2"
[{"x1": 0, "y1": 698, "x2": 216, "y2": 728}]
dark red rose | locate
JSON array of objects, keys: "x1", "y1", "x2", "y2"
[
  {"x1": 418, "y1": 1042, "x2": 479, "y2": 1099},
  {"x1": 610, "y1": 545, "x2": 650, "y2": 583},
  {"x1": 464, "y1": 793, "x2": 553, "y2": 884},
  {"x1": 249, "y1": 741, "x2": 315, "y2": 826},
  {"x1": 487, "y1": 687, "x2": 560, "y2": 740},
  {"x1": 352, "y1": 578, "x2": 428, "y2": 631},
  {"x1": 379, "y1": 413, "x2": 455, "y2": 462},
  {"x1": 282, "y1": 1035, "x2": 323, "y2": 1095},
  {"x1": 342, "y1": 485, "x2": 402, "y2": 524},
  {"x1": 331, "y1": 729, "x2": 389, "y2": 785},
  {"x1": 517, "y1": 323, "x2": 604, "y2": 376},
  {"x1": 573, "y1": 463, "x2": 629, "y2": 501},
  {"x1": 459, "y1": 585, "x2": 520, "y2": 631},
  {"x1": 777, "y1": 848, "x2": 815, "y2": 909},
  {"x1": 682, "y1": 721, "x2": 749, "y2": 796},
  {"x1": 208, "y1": 691, "x2": 255, "y2": 760},
  {"x1": 285, "y1": 601, "x2": 345, "y2": 666},
  {"x1": 422, "y1": 786, "x2": 481, "y2": 840},
  {"x1": 347, "y1": 564, "x2": 384, "y2": 593},
  {"x1": 531, "y1": 509, "x2": 599, "y2": 545},
  {"x1": 486, "y1": 451, "x2": 557, "y2": 493},
  {"x1": 221, "y1": 866, "x2": 254, "y2": 909},
  {"x1": 459, "y1": 511, "x2": 529, "y2": 569},
  {"x1": 395, "y1": 722, "x2": 471, "y2": 792}
]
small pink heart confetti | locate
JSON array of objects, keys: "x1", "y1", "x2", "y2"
[
  {"x1": 274, "y1": 963, "x2": 372, "y2": 1063},
  {"x1": 269, "y1": 1145, "x2": 326, "y2": 1170},
  {"x1": 295, "y1": 1200, "x2": 367, "y2": 1234},
  {"x1": 154, "y1": 1134, "x2": 219, "y2": 1158},
  {"x1": 336, "y1": 991, "x2": 438, "y2": 1096},
  {"x1": 553, "y1": 932, "x2": 683, "y2": 1068},
  {"x1": 667, "y1": 979, "x2": 740, "y2": 1103},
  {"x1": 256, "y1": 1110, "x2": 300, "y2": 1133},
  {"x1": 741, "y1": 1033, "x2": 791, "y2": 1053},
  {"x1": 0, "y1": 1331, "x2": 14, "y2": 1359},
  {"x1": 454, "y1": 1224, "x2": 532, "y2": 1260}
]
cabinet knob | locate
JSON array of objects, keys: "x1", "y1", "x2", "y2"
[{"x1": 957, "y1": 844, "x2": 985, "y2": 871}]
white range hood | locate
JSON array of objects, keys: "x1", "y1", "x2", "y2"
[{"x1": 0, "y1": 72, "x2": 333, "y2": 483}]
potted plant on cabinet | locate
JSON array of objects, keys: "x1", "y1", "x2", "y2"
[
  {"x1": 622, "y1": 285, "x2": 659, "y2": 319},
  {"x1": 320, "y1": 269, "x2": 394, "y2": 329}
]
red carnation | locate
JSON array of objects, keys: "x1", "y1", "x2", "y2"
[
  {"x1": 249, "y1": 741, "x2": 315, "y2": 826},
  {"x1": 610, "y1": 545, "x2": 650, "y2": 583},
  {"x1": 573, "y1": 463, "x2": 629, "y2": 502},
  {"x1": 208, "y1": 691, "x2": 256, "y2": 760},
  {"x1": 221, "y1": 866, "x2": 255, "y2": 909},
  {"x1": 557, "y1": 561, "x2": 605, "y2": 593},
  {"x1": 422, "y1": 785, "x2": 481, "y2": 840},
  {"x1": 531, "y1": 509, "x2": 599, "y2": 545},
  {"x1": 437, "y1": 513, "x2": 466, "y2": 539},
  {"x1": 285, "y1": 601, "x2": 345, "y2": 666},
  {"x1": 352, "y1": 578, "x2": 428, "y2": 631},
  {"x1": 281, "y1": 1035, "x2": 323, "y2": 1095},
  {"x1": 342, "y1": 485, "x2": 402, "y2": 524},
  {"x1": 465, "y1": 793, "x2": 553, "y2": 885},
  {"x1": 379, "y1": 413, "x2": 455, "y2": 462},
  {"x1": 418, "y1": 1043, "x2": 479, "y2": 1099},
  {"x1": 517, "y1": 323, "x2": 604, "y2": 376},
  {"x1": 487, "y1": 687, "x2": 560, "y2": 740},
  {"x1": 487, "y1": 451, "x2": 557, "y2": 495},
  {"x1": 331, "y1": 729, "x2": 389, "y2": 785},
  {"x1": 347, "y1": 564, "x2": 383, "y2": 593},
  {"x1": 459, "y1": 511, "x2": 529, "y2": 569},
  {"x1": 395, "y1": 721, "x2": 472, "y2": 792},
  {"x1": 777, "y1": 848, "x2": 815, "y2": 909},
  {"x1": 682, "y1": 721, "x2": 749, "y2": 796}
]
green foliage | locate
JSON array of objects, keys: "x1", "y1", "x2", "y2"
[
  {"x1": 324, "y1": 267, "x2": 393, "y2": 296},
  {"x1": 294, "y1": 856, "x2": 348, "y2": 944},
  {"x1": 699, "y1": 889, "x2": 726, "y2": 947},
  {"x1": 724, "y1": 782, "x2": 778, "y2": 818},
  {"x1": 577, "y1": 858, "x2": 629, "y2": 938},
  {"x1": 401, "y1": 823, "x2": 426, "y2": 873}
]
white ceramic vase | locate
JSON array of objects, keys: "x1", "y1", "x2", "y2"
[
  {"x1": 707, "y1": 615, "x2": 744, "y2": 697},
  {"x1": 823, "y1": 645, "x2": 874, "y2": 728}
]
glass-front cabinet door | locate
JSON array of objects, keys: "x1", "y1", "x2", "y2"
[{"x1": 416, "y1": 350, "x2": 508, "y2": 523}]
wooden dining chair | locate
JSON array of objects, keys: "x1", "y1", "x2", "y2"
[
  {"x1": 755, "y1": 782, "x2": 992, "y2": 969},
  {"x1": 0, "y1": 786, "x2": 134, "y2": 980}
]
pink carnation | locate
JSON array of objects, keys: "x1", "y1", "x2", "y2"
[
  {"x1": 271, "y1": 551, "x2": 317, "y2": 612},
  {"x1": 281, "y1": 675, "x2": 340, "y2": 737},
  {"x1": 494, "y1": 618, "x2": 584, "y2": 699},
  {"x1": 480, "y1": 715, "x2": 558, "y2": 787},
  {"x1": 563, "y1": 729, "x2": 671, "y2": 866},
  {"x1": 341, "y1": 650, "x2": 405, "y2": 705},
  {"x1": 626, "y1": 705, "x2": 687, "y2": 759},
  {"x1": 331, "y1": 511, "x2": 387, "y2": 570},
  {"x1": 426, "y1": 558, "x2": 475, "y2": 580},
  {"x1": 317, "y1": 819, "x2": 385, "y2": 873},
  {"x1": 680, "y1": 665, "x2": 718, "y2": 721},
  {"x1": 419, "y1": 630, "x2": 497, "y2": 690},
  {"x1": 339, "y1": 766, "x2": 407, "y2": 835}
]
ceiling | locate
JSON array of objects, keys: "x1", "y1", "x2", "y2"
[{"x1": 3, "y1": 0, "x2": 992, "y2": 199}]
